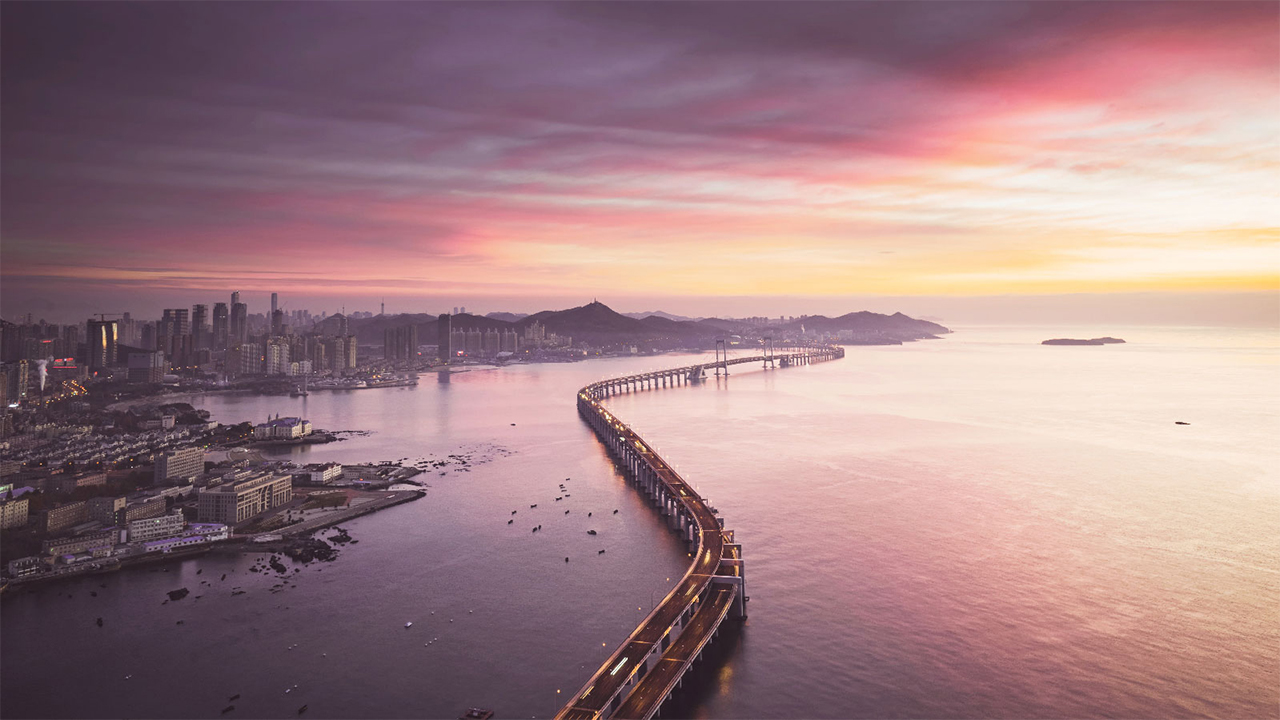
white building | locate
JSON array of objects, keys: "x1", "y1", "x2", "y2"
[
  {"x1": 303, "y1": 462, "x2": 343, "y2": 485},
  {"x1": 253, "y1": 417, "x2": 313, "y2": 440}
]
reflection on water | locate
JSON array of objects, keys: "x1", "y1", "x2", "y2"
[{"x1": 3, "y1": 328, "x2": 1277, "y2": 719}]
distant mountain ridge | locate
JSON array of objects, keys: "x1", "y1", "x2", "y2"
[
  {"x1": 622, "y1": 310, "x2": 702, "y2": 322},
  {"x1": 332, "y1": 301, "x2": 948, "y2": 348}
]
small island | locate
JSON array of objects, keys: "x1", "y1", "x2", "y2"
[{"x1": 1042, "y1": 337, "x2": 1126, "y2": 346}]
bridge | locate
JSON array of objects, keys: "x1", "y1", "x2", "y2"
[{"x1": 556, "y1": 344, "x2": 845, "y2": 720}]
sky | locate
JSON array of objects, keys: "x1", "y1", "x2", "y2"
[{"x1": 1, "y1": 1, "x2": 1277, "y2": 325}]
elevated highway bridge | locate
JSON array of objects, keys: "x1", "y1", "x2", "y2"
[{"x1": 557, "y1": 344, "x2": 844, "y2": 720}]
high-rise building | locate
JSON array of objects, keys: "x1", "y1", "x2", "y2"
[
  {"x1": 343, "y1": 335, "x2": 358, "y2": 369},
  {"x1": 271, "y1": 309, "x2": 284, "y2": 337},
  {"x1": 228, "y1": 342, "x2": 262, "y2": 376},
  {"x1": 127, "y1": 351, "x2": 167, "y2": 383},
  {"x1": 383, "y1": 324, "x2": 418, "y2": 365},
  {"x1": 62, "y1": 324, "x2": 81, "y2": 360},
  {"x1": 161, "y1": 308, "x2": 190, "y2": 338},
  {"x1": 86, "y1": 319, "x2": 118, "y2": 370},
  {"x1": 437, "y1": 314, "x2": 452, "y2": 361},
  {"x1": 265, "y1": 339, "x2": 290, "y2": 375},
  {"x1": 230, "y1": 303, "x2": 248, "y2": 346},
  {"x1": 482, "y1": 329, "x2": 500, "y2": 356},
  {"x1": 271, "y1": 293, "x2": 278, "y2": 315},
  {"x1": 212, "y1": 303, "x2": 229, "y2": 350},
  {"x1": 231, "y1": 291, "x2": 240, "y2": 306},
  {"x1": 310, "y1": 342, "x2": 326, "y2": 371},
  {"x1": 500, "y1": 329, "x2": 520, "y2": 353},
  {"x1": 192, "y1": 304, "x2": 209, "y2": 350}
]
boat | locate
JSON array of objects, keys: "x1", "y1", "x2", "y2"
[
  {"x1": 460, "y1": 709, "x2": 494, "y2": 720},
  {"x1": 404, "y1": 622, "x2": 413, "y2": 628}
]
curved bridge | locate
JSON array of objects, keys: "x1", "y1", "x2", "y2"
[{"x1": 557, "y1": 345, "x2": 845, "y2": 720}]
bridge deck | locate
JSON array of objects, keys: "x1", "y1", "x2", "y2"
[
  {"x1": 613, "y1": 586, "x2": 736, "y2": 720},
  {"x1": 558, "y1": 346, "x2": 843, "y2": 720}
]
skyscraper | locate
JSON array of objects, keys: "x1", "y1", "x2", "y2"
[
  {"x1": 231, "y1": 291, "x2": 240, "y2": 306},
  {"x1": 159, "y1": 308, "x2": 190, "y2": 363},
  {"x1": 212, "y1": 303, "x2": 229, "y2": 350},
  {"x1": 271, "y1": 309, "x2": 284, "y2": 337},
  {"x1": 86, "y1": 319, "x2": 118, "y2": 370},
  {"x1": 384, "y1": 324, "x2": 418, "y2": 365},
  {"x1": 438, "y1": 314, "x2": 451, "y2": 361},
  {"x1": 192, "y1": 304, "x2": 209, "y2": 350},
  {"x1": 62, "y1": 324, "x2": 81, "y2": 360},
  {"x1": 230, "y1": 303, "x2": 248, "y2": 346},
  {"x1": 271, "y1": 292, "x2": 278, "y2": 315}
]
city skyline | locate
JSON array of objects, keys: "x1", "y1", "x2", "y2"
[{"x1": 2, "y1": 2, "x2": 1276, "y2": 325}]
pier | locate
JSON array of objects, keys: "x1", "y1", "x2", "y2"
[{"x1": 557, "y1": 344, "x2": 844, "y2": 720}]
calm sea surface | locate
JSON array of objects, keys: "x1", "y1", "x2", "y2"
[{"x1": 3, "y1": 325, "x2": 1277, "y2": 719}]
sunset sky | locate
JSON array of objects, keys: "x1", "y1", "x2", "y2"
[{"x1": 2, "y1": 2, "x2": 1277, "y2": 323}]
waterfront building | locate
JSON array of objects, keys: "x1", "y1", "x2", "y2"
[
  {"x1": 86, "y1": 319, "x2": 118, "y2": 370},
  {"x1": 0, "y1": 496, "x2": 29, "y2": 529},
  {"x1": 286, "y1": 359, "x2": 313, "y2": 376},
  {"x1": 155, "y1": 447, "x2": 204, "y2": 484},
  {"x1": 500, "y1": 329, "x2": 520, "y2": 353},
  {"x1": 127, "y1": 512, "x2": 185, "y2": 543},
  {"x1": 343, "y1": 335, "x2": 358, "y2": 369},
  {"x1": 87, "y1": 496, "x2": 126, "y2": 525},
  {"x1": 197, "y1": 472, "x2": 292, "y2": 524},
  {"x1": 265, "y1": 340, "x2": 290, "y2": 375},
  {"x1": 438, "y1": 313, "x2": 452, "y2": 360},
  {"x1": 253, "y1": 417, "x2": 312, "y2": 440},
  {"x1": 465, "y1": 329, "x2": 482, "y2": 356},
  {"x1": 7, "y1": 556, "x2": 44, "y2": 578},
  {"x1": 326, "y1": 336, "x2": 347, "y2": 373},
  {"x1": 141, "y1": 522, "x2": 228, "y2": 553},
  {"x1": 228, "y1": 342, "x2": 262, "y2": 376},
  {"x1": 482, "y1": 329, "x2": 500, "y2": 356},
  {"x1": 42, "y1": 500, "x2": 90, "y2": 534},
  {"x1": 42, "y1": 529, "x2": 116, "y2": 558},
  {"x1": 127, "y1": 351, "x2": 167, "y2": 383},
  {"x1": 384, "y1": 324, "x2": 419, "y2": 364}
]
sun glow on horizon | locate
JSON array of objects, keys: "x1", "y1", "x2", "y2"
[{"x1": 1, "y1": 2, "x2": 1277, "y2": 315}]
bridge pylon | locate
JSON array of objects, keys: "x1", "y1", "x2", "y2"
[
  {"x1": 714, "y1": 339, "x2": 729, "y2": 376},
  {"x1": 763, "y1": 337, "x2": 775, "y2": 369}
]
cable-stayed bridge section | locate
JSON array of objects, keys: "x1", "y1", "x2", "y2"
[{"x1": 557, "y1": 344, "x2": 845, "y2": 720}]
